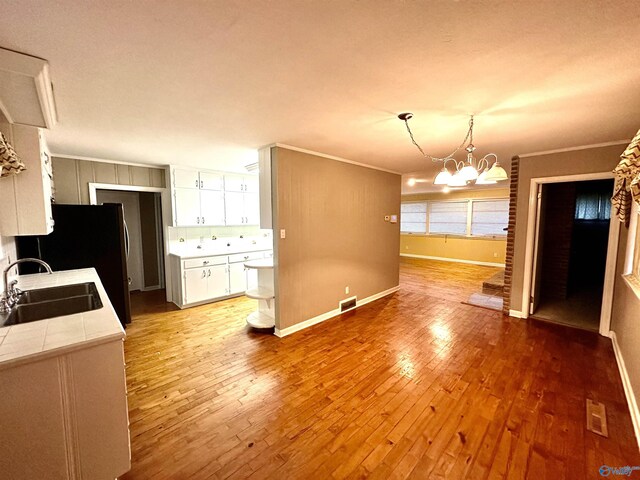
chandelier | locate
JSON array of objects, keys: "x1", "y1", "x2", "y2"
[{"x1": 398, "y1": 113, "x2": 508, "y2": 187}]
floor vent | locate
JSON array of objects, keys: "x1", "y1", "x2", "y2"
[
  {"x1": 586, "y1": 399, "x2": 608, "y2": 437},
  {"x1": 340, "y1": 296, "x2": 357, "y2": 312}
]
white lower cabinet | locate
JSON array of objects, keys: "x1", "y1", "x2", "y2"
[
  {"x1": 171, "y1": 250, "x2": 271, "y2": 308},
  {"x1": 229, "y1": 262, "x2": 247, "y2": 294},
  {"x1": 1, "y1": 340, "x2": 130, "y2": 480},
  {"x1": 183, "y1": 265, "x2": 228, "y2": 304}
]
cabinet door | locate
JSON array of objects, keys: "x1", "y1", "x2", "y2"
[
  {"x1": 184, "y1": 268, "x2": 209, "y2": 304},
  {"x1": 224, "y1": 174, "x2": 245, "y2": 192},
  {"x1": 244, "y1": 175, "x2": 259, "y2": 193},
  {"x1": 224, "y1": 191, "x2": 245, "y2": 225},
  {"x1": 173, "y1": 169, "x2": 200, "y2": 189},
  {"x1": 207, "y1": 265, "x2": 229, "y2": 298},
  {"x1": 199, "y1": 172, "x2": 224, "y2": 190},
  {"x1": 228, "y1": 262, "x2": 247, "y2": 294},
  {"x1": 244, "y1": 192, "x2": 260, "y2": 225},
  {"x1": 174, "y1": 188, "x2": 201, "y2": 226},
  {"x1": 200, "y1": 190, "x2": 225, "y2": 226}
]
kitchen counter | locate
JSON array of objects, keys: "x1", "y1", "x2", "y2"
[
  {"x1": 169, "y1": 242, "x2": 272, "y2": 259},
  {"x1": 0, "y1": 268, "x2": 125, "y2": 369}
]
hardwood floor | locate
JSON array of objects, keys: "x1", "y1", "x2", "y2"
[{"x1": 120, "y1": 259, "x2": 640, "y2": 479}]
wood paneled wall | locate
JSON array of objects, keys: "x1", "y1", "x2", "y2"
[
  {"x1": 51, "y1": 157, "x2": 165, "y2": 204},
  {"x1": 272, "y1": 147, "x2": 401, "y2": 330}
]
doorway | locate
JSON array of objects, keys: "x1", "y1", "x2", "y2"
[
  {"x1": 529, "y1": 179, "x2": 615, "y2": 331},
  {"x1": 96, "y1": 189, "x2": 165, "y2": 292}
]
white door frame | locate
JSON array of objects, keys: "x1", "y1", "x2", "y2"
[
  {"x1": 521, "y1": 172, "x2": 620, "y2": 336},
  {"x1": 89, "y1": 183, "x2": 173, "y2": 302}
]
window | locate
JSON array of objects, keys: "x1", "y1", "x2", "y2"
[
  {"x1": 471, "y1": 200, "x2": 509, "y2": 236},
  {"x1": 429, "y1": 201, "x2": 468, "y2": 235},
  {"x1": 575, "y1": 192, "x2": 611, "y2": 220},
  {"x1": 400, "y1": 202, "x2": 427, "y2": 234},
  {"x1": 400, "y1": 198, "x2": 509, "y2": 237}
]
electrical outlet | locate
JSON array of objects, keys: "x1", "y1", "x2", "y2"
[
  {"x1": 384, "y1": 215, "x2": 390, "y2": 222},
  {"x1": 345, "y1": 286, "x2": 349, "y2": 294},
  {"x1": 405, "y1": 246, "x2": 409, "y2": 250},
  {"x1": 493, "y1": 252, "x2": 498, "y2": 257},
  {"x1": 280, "y1": 229, "x2": 286, "y2": 239}
]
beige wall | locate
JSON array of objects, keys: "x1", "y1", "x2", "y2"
[
  {"x1": 272, "y1": 147, "x2": 401, "y2": 330},
  {"x1": 401, "y1": 187, "x2": 508, "y2": 264},
  {"x1": 611, "y1": 222, "x2": 640, "y2": 421},
  {"x1": 52, "y1": 157, "x2": 165, "y2": 204},
  {"x1": 510, "y1": 144, "x2": 622, "y2": 313}
]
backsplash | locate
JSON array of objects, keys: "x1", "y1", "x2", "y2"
[
  {"x1": 0, "y1": 235, "x2": 17, "y2": 294},
  {"x1": 167, "y1": 226, "x2": 272, "y2": 252}
]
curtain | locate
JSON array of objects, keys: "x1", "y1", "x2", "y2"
[
  {"x1": 0, "y1": 132, "x2": 26, "y2": 177},
  {"x1": 575, "y1": 192, "x2": 611, "y2": 220},
  {"x1": 613, "y1": 127, "x2": 640, "y2": 225}
]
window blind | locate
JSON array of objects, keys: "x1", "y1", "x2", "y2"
[
  {"x1": 429, "y1": 201, "x2": 468, "y2": 235},
  {"x1": 471, "y1": 200, "x2": 509, "y2": 236},
  {"x1": 400, "y1": 202, "x2": 427, "y2": 233}
]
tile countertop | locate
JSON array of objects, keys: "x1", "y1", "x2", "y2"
[
  {"x1": 0, "y1": 268, "x2": 125, "y2": 370},
  {"x1": 169, "y1": 242, "x2": 273, "y2": 259}
]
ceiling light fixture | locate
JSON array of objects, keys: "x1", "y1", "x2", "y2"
[{"x1": 398, "y1": 113, "x2": 508, "y2": 187}]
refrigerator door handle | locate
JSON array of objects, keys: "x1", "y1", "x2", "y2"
[{"x1": 124, "y1": 219, "x2": 130, "y2": 259}]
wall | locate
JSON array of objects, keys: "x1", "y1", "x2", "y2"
[
  {"x1": 539, "y1": 183, "x2": 576, "y2": 300},
  {"x1": 400, "y1": 187, "x2": 508, "y2": 265},
  {"x1": 51, "y1": 157, "x2": 165, "y2": 204},
  {"x1": 0, "y1": 111, "x2": 17, "y2": 292},
  {"x1": 272, "y1": 146, "x2": 401, "y2": 331},
  {"x1": 611, "y1": 220, "x2": 640, "y2": 435},
  {"x1": 509, "y1": 144, "x2": 623, "y2": 313},
  {"x1": 139, "y1": 192, "x2": 160, "y2": 288}
]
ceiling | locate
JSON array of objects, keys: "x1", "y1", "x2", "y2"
[{"x1": 2, "y1": 1, "x2": 639, "y2": 188}]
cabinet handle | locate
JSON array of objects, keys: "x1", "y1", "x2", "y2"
[
  {"x1": 196, "y1": 216, "x2": 200, "y2": 224},
  {"x1": 195, "y1": 179, "x2": 199, "y2": 188},
  {"x1": 200, "y1": 180, "x2": 204, "y2": 188},
  {"x1": 202, "y1": 217, "x2": 205, "y2": 224},
  {"x1": 208, "y1": 269, "x2": 211, "y2": 277},
  {"x1": 202, "y1": 270, "x2": 206, "y2": 278},
  {"x1": 203, "y1": 260, "x2": 210, "y2": 265}
]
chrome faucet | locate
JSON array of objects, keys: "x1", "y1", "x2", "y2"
[{"x1": 0, "y1": 258, "x2": 53, "y2": 314}]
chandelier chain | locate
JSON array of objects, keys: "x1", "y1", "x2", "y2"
[{"x1": 402, "y1": 115, "x2": 474, "y2": 162}]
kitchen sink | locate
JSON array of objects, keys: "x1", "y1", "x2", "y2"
[
  {"x1": 17, "y1": 282, "x2": 100, "y2": 305},
  {"x1": 2, "y1": 283, "x2": 103, "y2": 326}
]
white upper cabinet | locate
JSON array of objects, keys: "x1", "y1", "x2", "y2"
[
  {"x1": 173, "y1": 188, "x2": 201, "y2": 226},
  {"x1": 0, "y1": 124, "x2": 54, "y2": 236},
  {"x1": 224, "y1": 174, "x2": 259, "y2": 193},
  {"x1": 199, "y1": 172, "x2": 224, "y2": 190},
  {"x1": 170, "y1": 166, "x2": 260, "y2": 227},
  {"x1": 200, "y1": 190, "x2": 225, "y2": 226},
  {"x1": 173, "y1": 169, "x2": 200, "y2": 189}
]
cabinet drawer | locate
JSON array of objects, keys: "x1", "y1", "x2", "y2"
[
  {"x1": 228, "y1": 251, "x2": 263, "y2": 264},
  {"x1": 183, "y1": 256, "x2": 227, "y2": 269}
]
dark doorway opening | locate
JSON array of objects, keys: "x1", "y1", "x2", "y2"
[{"x1": 532, "y1": 179, "x2": 613, "y2": 331}]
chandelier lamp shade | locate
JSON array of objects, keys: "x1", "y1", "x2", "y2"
[{"x1": 398, "y1": 113, "x2": 508, "y2": 188}]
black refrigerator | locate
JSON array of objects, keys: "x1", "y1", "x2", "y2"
[{"x1": 16, "y1": 204, "x2": 131, "y2": 327}]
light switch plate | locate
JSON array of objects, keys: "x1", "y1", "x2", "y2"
[{"x1": 390, "y1": 215, "x2": 398, "y2": 223}]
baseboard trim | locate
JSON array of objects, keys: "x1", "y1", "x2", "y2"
[
  {"x1": 509, "y1": 309, "x2": 527, "y2": 319},
  {"x1": 609, "y1": 330, "x2": 640, "y2": 450},
  {"x1": 274, "y1": 285, "x2": 400, "y2": 338},
  {"x1": 400, "y1": 253, "x2": 505, "y2": 268}
]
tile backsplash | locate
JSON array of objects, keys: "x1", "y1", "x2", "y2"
[{"x1": 168, "y1": 226, "x2": 272, "y2": 251}]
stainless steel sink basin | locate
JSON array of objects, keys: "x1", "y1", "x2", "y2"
[
  {"x1": 17, "y1": 282, "x2": 99, "y2": 305},
  {"x1": 2, "y1": 283, "x2": 103, "y2": 326}
]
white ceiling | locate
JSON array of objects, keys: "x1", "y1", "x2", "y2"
[{"x1": 2, "y1": 1, "x2": 639, "y2": 184}]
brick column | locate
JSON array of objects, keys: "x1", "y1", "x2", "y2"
[{"x1": 502, "y1": 156, "x2": 519, "y2": 316}]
